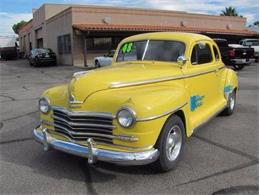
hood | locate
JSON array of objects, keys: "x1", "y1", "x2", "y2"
[{"x1": 69, "y1": 62, "x2": 183, "y2": 102}]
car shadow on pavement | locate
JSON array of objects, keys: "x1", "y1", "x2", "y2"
[
  {"x1": 1, "y1": 138, "x2": 165, "y2": 185},
  {"x1": 1, "y1": 141, "x2": 111, "y2": 183},
  {"x1": 90, "y1": 160, "x2": 163, "y2": 176}
]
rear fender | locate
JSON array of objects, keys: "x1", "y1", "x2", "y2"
[{"x1": 223, "y1": 68, "x2": 238, "y2": 99}]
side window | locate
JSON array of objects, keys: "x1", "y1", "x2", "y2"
[
  {"x1": 213, "y1": 46, "x2": 220, "y2": 61},
  {"x1": 191, "y1": 42, "x2": 213, "y2": 65}
]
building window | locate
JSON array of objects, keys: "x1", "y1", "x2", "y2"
[
  {"x1": 57, "y1": 34, "x2": 71, "y2": 54},
  {"x1": 85, "y1": 37, "x2": 112, "y2": 51},
  {"x1": 86, "y1": 37, "x2": 124, "y2": 51}
]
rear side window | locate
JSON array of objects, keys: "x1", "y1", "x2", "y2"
[
  {"x1": 213, "y1": 46, "x2": 220, "y2": 61},
  {"x1": 191, "y1": 42, "x2": 213, "y2": 65}
]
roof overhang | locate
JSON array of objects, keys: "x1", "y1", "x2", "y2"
[{"x1": 73, "y1": 24, "x2": 258, "y2": 36}]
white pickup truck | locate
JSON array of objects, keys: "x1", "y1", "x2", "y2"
[{"x1": 239, "y1": 39, "x2": 259, "y2": 62}]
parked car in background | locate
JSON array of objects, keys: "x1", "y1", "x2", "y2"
[
  {"x1": 94, "y1": 50, "x2": 115, "y2": 68},
  {"x1": 28, "y1": 48, "x2": 56, "y2": 66},
  {"x1": 228, "y1": 44, "x2": 255, "y2": 67},
  {"x1": 239, "y1": 39, "x2": 259, "y2": 62},
  {"x1": 33, "y1": 32, "x2": 238, "y2": 172},
  {"x1": 213, "y1": 39, "x2": 230, "y2": 66},
  {"x1": 213, "y1": 38, "x2": 254, "y2": 70}
]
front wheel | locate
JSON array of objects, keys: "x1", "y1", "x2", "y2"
[
  {"x1": 155, "y1": 115, "x2": 185, "y2": 172},
  {"x1": 222, "y1": 90, "x2": 236, "y2": 116},
  {"x1": 95, "y1": 60, "x2": 101, "y2": 68},
  {"x1": 233, "y1": 64, "x2": 244, "y2": 71}
]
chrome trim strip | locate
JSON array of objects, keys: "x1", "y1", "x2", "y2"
[
  {"x1": 42, "y1": 120, "x2": 138, "y2": 142},
  {"x1": 218, "y1": 66, "x2": 225, "y2": 71},
  {"x1": 110, "y1": 67, "x2": 225, "y2": 88},
  {"x1": 52, "y1": 106, "x2": 116, "y2": 119},
  {"x1": 94, "y1": 142, "x2": 153, "y2": 151},
  {"x1": 33, "y1": 128, "x2": 159, "y2": 165},
  {"x1": 136, "y1": 102, "x2": 188, "y2": 122},
  {"x1": 110, "y1": 75, "x2": 184, "y2": 88}
]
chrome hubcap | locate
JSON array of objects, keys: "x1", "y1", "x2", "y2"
[
  {"x1": 230, "y1": 93, "x2": 235, "y2": 111},
  {"x1": 165, "y1": 125, "x2": 182, "y2": 161}
]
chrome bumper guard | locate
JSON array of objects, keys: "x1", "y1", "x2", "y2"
[{"x1": 33, "y1": 128, "x2": 159, "y2": 165}]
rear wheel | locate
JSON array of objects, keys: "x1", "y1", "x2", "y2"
[
  {"x1": 233, "y1": 64, "x2": 244, "y2": 71},
  {"x1": 53, "y1": 60, "x2": 57, "y2": 66},
  {"x1": 29, "y1": 60, "x2": 33, "y2": 66},
  {"x1": 155, "y1": 115, "x2": 185, "y2": 172},
  {"x1": 34, "y1": 61, "x2": 38, "y2": 67},
  {"x1": 222, "y1": 90, "x2": 236, "y2": 116}
]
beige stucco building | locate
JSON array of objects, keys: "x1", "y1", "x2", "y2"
[{"x1": 19, "y1": 3, "x2": 257, "y2": 67}]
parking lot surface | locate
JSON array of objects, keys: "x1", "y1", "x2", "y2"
[{"x1": 0, "y1": 60, "x2": 258, "y2": 194}]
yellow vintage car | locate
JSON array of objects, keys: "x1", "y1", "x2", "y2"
[{"x1": 33, "y1": 32, "x2": 238, "y2": 172}]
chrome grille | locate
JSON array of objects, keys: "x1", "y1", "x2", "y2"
[{"x1": 52, "y1": 107, "x2": 115, "y2": 144}]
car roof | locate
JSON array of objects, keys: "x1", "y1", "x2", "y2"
[{"x1": 121, "y1": 32, "x2": 212, "y2": 45}]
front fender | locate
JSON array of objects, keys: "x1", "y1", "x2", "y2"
[
  {"x1": 42, "y1": 84, "x2": 68, "y2": 106},
  {"x1": 40, "y1": 84, "x2": 68, "y2": 122}
]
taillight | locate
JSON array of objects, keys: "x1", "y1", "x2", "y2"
[{"x1": 228, "y1": 49, "x2": 235, "y2": 58}]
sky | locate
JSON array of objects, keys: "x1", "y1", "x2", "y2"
[{"x1": 0, "y1": 0, "x2": 259, "y2": 37}]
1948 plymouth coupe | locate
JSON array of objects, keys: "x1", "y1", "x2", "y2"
[{"x1": 33, "y1": 32, "x2": 238, "y2": 172}]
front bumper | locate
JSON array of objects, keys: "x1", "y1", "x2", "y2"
[
  {"x1": 33, "y1": 128, "x2": 159, "y2": 165},
  {"x1": 231, "y1": 58, "x2": 255, "y2": 65}
]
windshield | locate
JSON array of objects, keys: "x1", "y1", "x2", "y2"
[
  {"x1": 36, "y1": 48, "x2": 52, "y2": 54},
  {"x1": 247, "y1": 40, "x2": 259, "y2": 46},
  {"x1": 116, "y1": 40, "x2": 185, "y2": 62}
]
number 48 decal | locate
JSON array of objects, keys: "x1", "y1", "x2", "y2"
[{"x1": 122, "y1": 42, "x2": 133, "y2": 53}]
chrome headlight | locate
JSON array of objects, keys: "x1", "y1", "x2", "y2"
[
  {"x1": 39, "y1": 97, "x2": 50, "y2": 114},
  {"x1": 117, "y1": 107, "x2": 136, "y2": 128}
]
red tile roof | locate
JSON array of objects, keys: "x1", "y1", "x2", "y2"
[{"x1": 73, "y1": 24, "x2": 258, "y2": 36}]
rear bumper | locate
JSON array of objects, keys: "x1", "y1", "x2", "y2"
[
  {"x1": 231, "y1": 58, "x2": 255, "y2": 65},
  {"x1": 33, "y1": 127, "x2": 159, "y2": 165},
  {"x1": 36, "y1": 58, "x2": 56, "y2": 63}
]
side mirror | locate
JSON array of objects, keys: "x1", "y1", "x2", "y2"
[{"x1": 177, "y1": 56, "x2": 188, "y2": 66}]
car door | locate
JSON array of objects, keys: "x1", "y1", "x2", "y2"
[{"x1": 182, "y1": 40, "x2": 224, "y2": 130}]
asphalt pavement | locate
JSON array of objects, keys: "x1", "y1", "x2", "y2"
[{"x1": 0, "y1": 60, "x2": 258, "y2": 194}]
